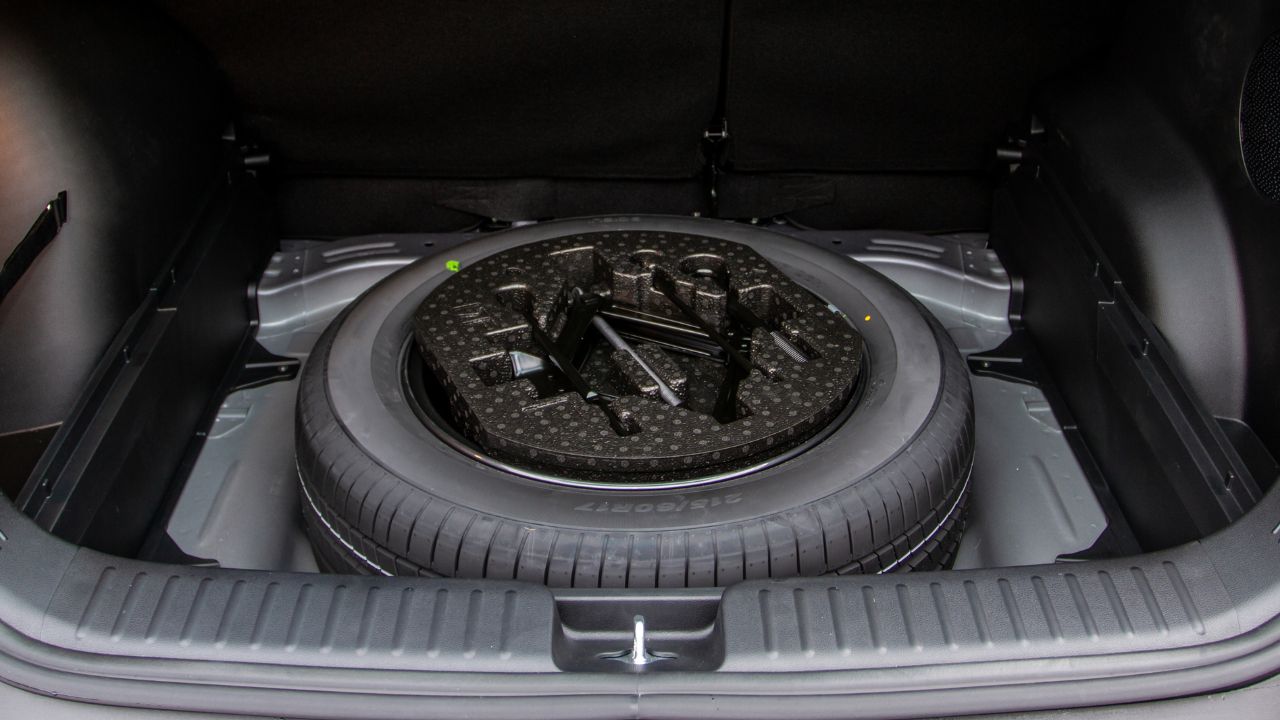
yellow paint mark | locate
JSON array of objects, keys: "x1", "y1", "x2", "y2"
[{"x1": 864, "y1": 314, "x2": 872, "y2": 322}]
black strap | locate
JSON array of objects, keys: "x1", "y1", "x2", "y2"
[{"x1": 0, "y1": 191, "x2": 67, "y2": 306}]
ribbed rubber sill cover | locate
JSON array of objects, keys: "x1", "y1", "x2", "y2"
[
  {"x1": 0, "y1": 375, "x2": 1277, "y2": 713},
  {"x1": 34, "y1": 548, "x2": 1229, "y2": 672},
  {"x1": 5, "y1": 477, "x2": 1280, "y2": 718}
]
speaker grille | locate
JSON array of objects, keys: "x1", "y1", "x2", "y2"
[{"x1": 1242, "y1": 32, "x2": 1280, "y2": 202}]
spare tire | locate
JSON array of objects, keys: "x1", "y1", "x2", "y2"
[{"x1": 296, "y1": 217, "x2": 973, "y2": 587}]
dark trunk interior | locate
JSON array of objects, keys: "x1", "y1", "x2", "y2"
[{"x1": 1, "y1": 2, "x2": 1279, "y2": 696}]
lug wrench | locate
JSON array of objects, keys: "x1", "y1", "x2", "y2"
[{"x1": 591, "y1": 315, "x2": 685, "y2": 407}]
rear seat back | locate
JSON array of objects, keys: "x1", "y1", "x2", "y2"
[
  {"x1": 723, "y1": 0, "x2": 1114, "y2": 173},
  {"x1": 158, "y1": 0, "x2": 726, "y2": 179}
]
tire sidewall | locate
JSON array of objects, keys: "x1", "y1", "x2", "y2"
[{"x1": 314, "y1": 216, "x2": 947, "y2": 532}]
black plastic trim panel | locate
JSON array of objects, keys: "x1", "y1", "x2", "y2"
[
  {"x1": 718, "y1": 555, "x2": 1228, "y2": 670},
  {"x1": 991, "y1": 164, "x2": 1262, "y2": 550},
  {"x1": 44, "y1": 557, "x2": 556, "y2": 672},
  {"x1": 3, "y1": 480, "x2": 1280, "y2": 717},
  {"x1": 26, "y1": 541, "x2": 1232, "y2": 671},
  {"x1": 13, "y1": 178, "x2": 270, "y2": 556}
]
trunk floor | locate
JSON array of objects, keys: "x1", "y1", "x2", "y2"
[{"x1": 163, "y1": 227, "x2": 1107, "y2": 574}]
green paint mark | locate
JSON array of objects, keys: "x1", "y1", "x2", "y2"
[{"x1": 446, "y1": 260, "x2": 461, "y2": 272}]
